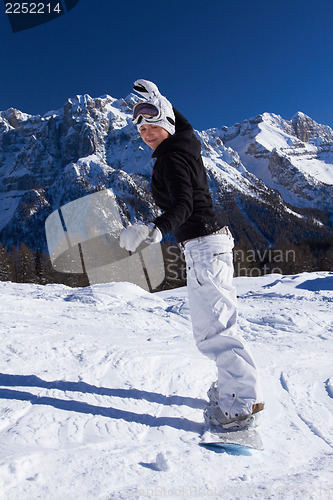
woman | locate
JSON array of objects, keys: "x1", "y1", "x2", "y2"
[{"x1": 120, "y1": 79, "x2": 264, "y2": 429}]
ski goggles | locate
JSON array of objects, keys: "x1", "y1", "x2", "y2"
[{"x1": 132, "y1": 102, "x2": 162, "y2": 125}]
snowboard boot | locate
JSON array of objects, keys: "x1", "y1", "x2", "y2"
[
  {"x1": 205, "y1": 381, "x2": 265, "y2": 429},
  {"x1": 207, "y1": 380, "x2": 219, "y2": 405}
]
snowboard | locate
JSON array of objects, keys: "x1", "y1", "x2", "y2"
[
  {"x1": 200, "y1": 426, "x2": 264, "y2": 451},
  {"x1": 45, "y1": 189, "x2": 165, "y2": 292}
]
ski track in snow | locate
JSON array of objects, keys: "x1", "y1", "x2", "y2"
[{"x1": 0, "y1": 272, "x2": 332, "y2": 499}]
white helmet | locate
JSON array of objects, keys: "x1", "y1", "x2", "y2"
[{"x1": 132, "y1": 79, "x2": 175, "y2": 136}]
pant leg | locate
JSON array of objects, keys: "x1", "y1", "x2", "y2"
[{"x1": 184, "y1": 231, "x2": 262, "y2": 419}]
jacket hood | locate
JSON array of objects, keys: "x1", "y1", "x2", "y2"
[{"x1": 152, "y1": 108, "x2": 202, "y2": 160}]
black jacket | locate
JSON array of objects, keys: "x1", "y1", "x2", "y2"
[{"x1": 151, "y1": 109, "x2": 223, "y2": 243}]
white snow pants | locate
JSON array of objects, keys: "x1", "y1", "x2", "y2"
[{"x1": 184, "y1": 228, "x2": 262, "y2": 419}]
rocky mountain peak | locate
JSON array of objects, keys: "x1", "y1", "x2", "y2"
[
  {"x1": 291, "y1": 111, "x2": 333, "y2": 143},
  {"x1": 0, "y1": 94, "x2": 332, "y2": 258},
  {"x1": 1, "y1": 108, "x2": 32, "y2": 129}
]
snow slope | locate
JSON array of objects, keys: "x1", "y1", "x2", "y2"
[{"x1": 0, "y1": 272, "x2": 332, "y2": 499}]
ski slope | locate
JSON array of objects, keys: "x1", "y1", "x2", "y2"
[{"x1": 0, "y1": 272, "x2": 332, "y2": 499}]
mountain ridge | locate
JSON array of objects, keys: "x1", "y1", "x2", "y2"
[{"x1": 0, "y1": 94, "x2": 332, "y2": 271}]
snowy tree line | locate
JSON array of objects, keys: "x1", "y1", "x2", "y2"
[{"x1": 0, "y1": 244, "x2": 89, "y2": 287}]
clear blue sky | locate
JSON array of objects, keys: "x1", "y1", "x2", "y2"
[{"x1": 0, "y1": 0, "x2": 332, "y2": 131}]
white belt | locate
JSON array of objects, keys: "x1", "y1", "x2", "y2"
[{"x1": 179, "y1": 226, "x2": 230, "y2": 250}]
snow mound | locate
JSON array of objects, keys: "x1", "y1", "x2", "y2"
[{"x1": 0, "y1": 272, "x2": 332, "y2": 499}]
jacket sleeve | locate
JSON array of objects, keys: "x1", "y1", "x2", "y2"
[{"x1": 153, "y1": 153, "x2": 194, "y2": 236}]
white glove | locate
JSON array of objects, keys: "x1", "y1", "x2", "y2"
[
  {"x1": 133, "y1": 79, "x2": 161, "y2": 100},
  {"x1": 119, "y1": 223, "x2": 162, "y2": 252},
  {"x1": 145, "y1": 223, "x2": 162, "y2": 245}
]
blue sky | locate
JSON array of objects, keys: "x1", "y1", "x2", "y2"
[{"x1": 0, "y1": 0, "x2": 332, "y2": 131}]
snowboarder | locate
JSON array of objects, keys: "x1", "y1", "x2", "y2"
[{"x1": 120, "y1": 79, "x2": 264, "y2": 429}]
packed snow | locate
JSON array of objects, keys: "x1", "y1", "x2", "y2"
[{"x1": 0, "y1": 272, "x2": 333, "y2": 499}]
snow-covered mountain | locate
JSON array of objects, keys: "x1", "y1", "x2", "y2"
[
  {"x1": 215, "y1": 111, "x2": 333, "y2": 211},
  {"x1": 0, "y1": 272, "x2": 332, "y2": 498},
  {"x1": 0, "y1": 94, "x2": 332, "y2": 255}
]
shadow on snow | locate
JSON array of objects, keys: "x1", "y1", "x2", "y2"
[{"x1": 0, "y1": 373, "x2": 206, "y2": 434}]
